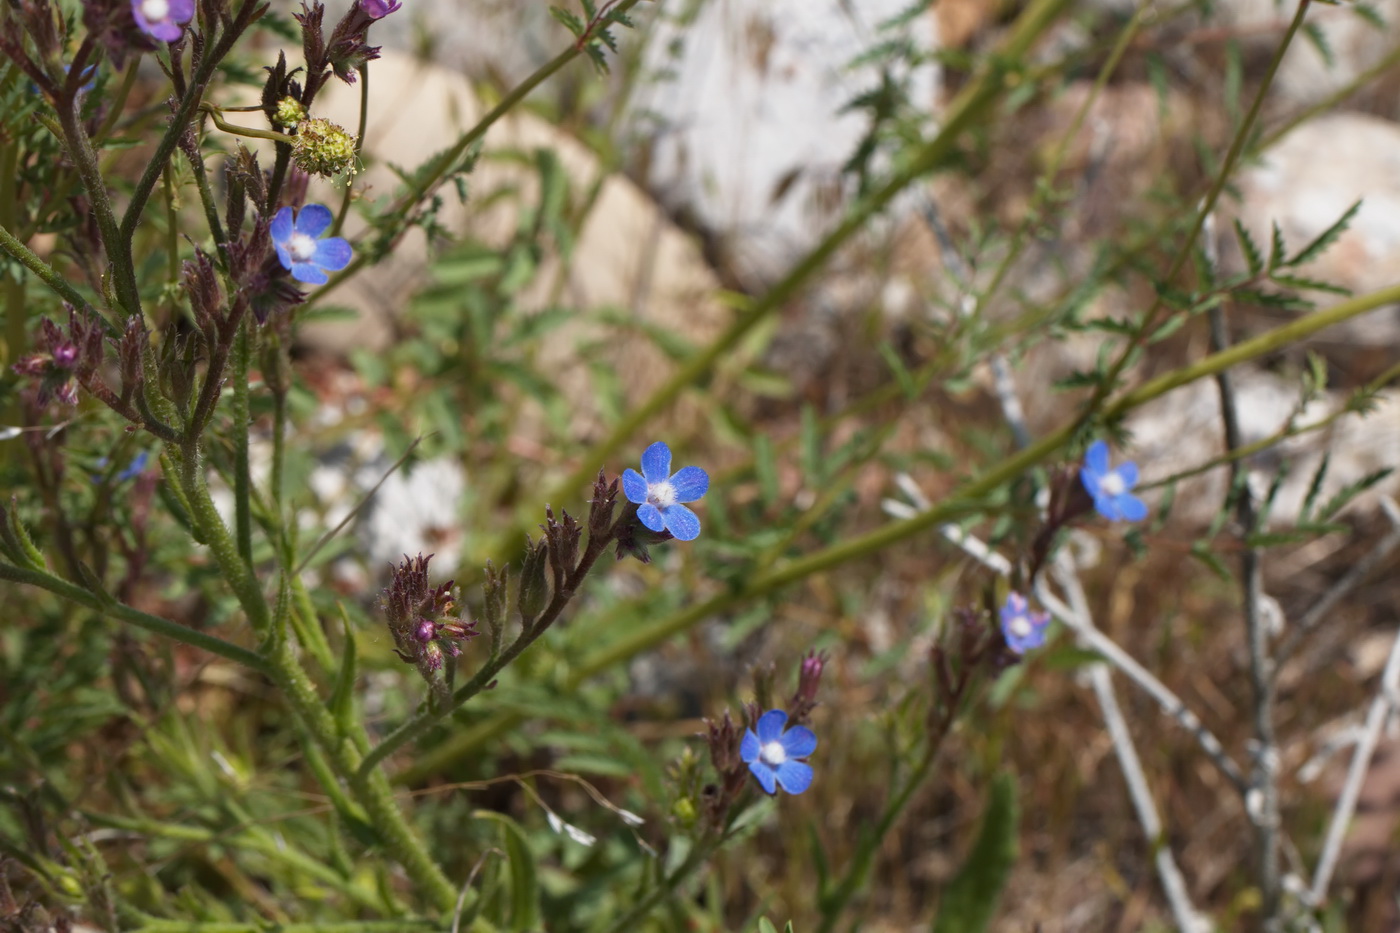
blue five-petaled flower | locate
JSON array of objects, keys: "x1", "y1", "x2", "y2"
[
  {"x1": 622, "y1": 441, "x2": 709, "y2": 541},
  {"x1": 1000, "y1": 592, "x2": 1050, "y2": 655},
  {"x1": 741, "y1": 709, "x2": 816, "y2": 796},
  {"x1": 1080, "y1": 440, "x2": 1147, "y2": 522},
  {"x1": 270, "y1": 204, "x2": 353, "y2": 285}
]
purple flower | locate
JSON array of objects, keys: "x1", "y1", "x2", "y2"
[
  {"x1": 622, "y1": 441, "x2": 709, "y2": 542},
  {"x1": 1080, "y1": 440, "x2": 1147, "y2": 522},
  {"x1": 269, "y1": 204, "x2": 353, "y2": 285},
  {"x1": 359, "y1": 0, "x2": 402, "y2": 18},
  {"x1": 740, "y1": 709, "x2": 816, "y2": 795},
  {"x1": 999, "y1": 592, "x2": 1050, "y2": 655},
  {"x1": 131, "y1": 0, "x2": 194, "y2": 42}
]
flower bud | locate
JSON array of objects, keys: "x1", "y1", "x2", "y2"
[
  {"x1": 517, "y1": 535, "x2": 549, "y2": 625},
  {"x1": 273, "y1": 96, "x2": 307, "y2": 130}
]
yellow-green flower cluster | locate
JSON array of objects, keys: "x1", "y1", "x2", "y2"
[
  {"x1": 272, "y1": 96, "x2": 307, "y2": 130},
  {"x1": 290, "y1": 117, "x2": 358, "y2": 179}
]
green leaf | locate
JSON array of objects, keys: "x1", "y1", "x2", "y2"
[
  {"x1": 549, "y1": 5, "x2": 585, "y2": 36},
  {"x1": 1316, "y1": 467, "x2": 1394, "y2": 522},
  {"x1": 931, "y1": 772, "x2": 1019, "y2": 933},
  {"x1": 330, "y1": 604, "x2": 358, "y2": 736},
  {"x1": 1233, "y1": 218, "x2": 1263, "y2": 276},
  {"x1": 759, "y1": 920, "x2": 778, "y2": 933},
  {"x1": 474, "y1": 811, "x2": 540, "y2": 932},
  {"x1": 1287, "y1": 200, "x2": 1361, "y2": 267},
  {"x1": 1189, "y1": 540, "x2": 1232, "y2": 582}
]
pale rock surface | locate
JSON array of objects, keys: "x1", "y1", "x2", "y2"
[
  {"x1": 625, "y1": 0, "x2": 941, "y2": 285},
  {"x1": 1124, "y1": 373, "x2": 1399, "y2": 527}
]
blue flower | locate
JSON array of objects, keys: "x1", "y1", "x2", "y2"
[
  {"x1": 132, "y1": 0, "x2": 194, "y2": 42},
  {"x1": 1080, "y1": 440, "x2": 1147, "y2": 522},
  {"x1": 1000, "y1": 592, "x2": 1050, "y2": 655},
  {"x1": 115, "y1": 450, "x2": 150, "y2": 482},
  {"x1": 269, "y1": 204, "x2": 353, "y2": 285},
  {"x1": 741, "y1": 709, "x2": 816, "y2": 795},
  {"x1": 621, "y1": 441, "x2": 709, "y2": 541}
]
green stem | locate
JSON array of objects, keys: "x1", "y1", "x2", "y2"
[
  {"x1": 599, "y1": 838, "x2": 716, "y2": 933},
  {"x1": 118, "y1": 0, "x2": 261, "y2": 255},
  {"x1": 488, "y1": 0, "x2": 1073, "y2": 562},
  {"x1": 817, "y1": 747, "x2": 938, "y2": 933},
  {"x1": 333, "y1": 65, "x2": 370, "y2": 237},
  {"x1": 1074, "y1": 0, "x2": 1313, "y2": 426},
  {"x1": 0, "y1": 559, "x2": 270, "y2": 673},
  {"x1": 87, "y1": 812, "x2": 386, "y2": 913},
  {"x1": 396, "y1": 277, "x2": 1400, "y2": 782},
  {"x1": 200, "y1": 104, "x2": 289, "y2": 143},
  {"x1": 0, "y1": 222, "x2": 105, "y2": 325},
  {"x1": 315, "y1": 0, "x2": 652, "y2": 298},
  {"x1": 129, "y1": 922, "x2": 442, "y2": 933},
  {"x1": 356, "y1": 514, "x2": 618, "y2": 780},
  {"x1": 51, "y1": 56, "x2": 136, "y2": 317}
]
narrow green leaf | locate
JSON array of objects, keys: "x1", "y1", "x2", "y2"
[
  {"x1": 474, "y1": 811, "x2": 540, "y2": 932},
  {"x1": 931, "y1": 772, "x2": 1019, "y2": 933},
  {"x1": 1233, "y1": 218, "x2": 1263, "y2": 276},
  {"x1": 330, "y1": 604, "x2": 358, "y2": 735},
  {"x1": 1287, "y1": 200, "x2": 1361, "y2": 267}
]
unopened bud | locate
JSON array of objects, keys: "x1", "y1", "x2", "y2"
[
  {"x1": 518, "y1": 536, "x2": 549, "y2": 624},
  {"x1": 273, "y1": 96, "x2": 307, "y2": 129}
]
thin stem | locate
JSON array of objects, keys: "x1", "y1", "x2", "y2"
[
  {"x1": 0, "y1": 559, "x2": 270, "y2": 674},
  {"x1": 118, "y1": 0, "x2": 261, "y2": 250},
  {"x1": 315, "y1": 0, "x2": 675, "y2": 298},
  {"x1": 1054, "y1": 564, "x2": 1206, "y2": 933},
  {"x1": 0, "y1": 222, "x2": 106, "y2": 325},
  {"x1": 333, "y1": 65, "x2": 370, "y2": 237},
  {"x1": 200, "y1": 103, "x2": 289, "y2": 143},
  {"x1": 357, "y1": 514, "x2": 619, "y2": 780},
  {"x1": 395, "y1": 276, "x2": 1400, "y2": 782},
  {"x1": 1071, "y1": 0, "x2": 1313, "y2": 432},
  {"x1": 1308, "y1": 501, "x2": 1400, "y2": 904}
]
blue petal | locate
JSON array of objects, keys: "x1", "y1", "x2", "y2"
[
  {"x1": 621, "y1": 469, "x2": 648, "y2": 505},
  {"x1": 668, "y1": 466, "x2": 709, "y2": 502},
  {"x1": 779, "y1": 725, "x2": 817, "y2": 758},
  {"x1": 773, "y1": 760, "x2": 813, "y2": 795},
  {"x1": 740, "y1": 729, "x2": 760, "y2": 764},
  {"x1": 290, "y1": 261, "x2": 329, "y2": 285},
  {"x1": 273, "y1": 241, "x2": 294, "y2": 272},
  {"x1": 312, "y1": 237, "x2": 353, "y2": 272},
  {"x1": 755, "y1": 709, "x2": 787, "y2": 744},
  {"x1": 1117, "y1": 493, "x2": 1148, "y2": 522},
  {"x1": 1090, "y1": 492, "x2": 1116, "y2": 520},
  {"x1": 270, "y1": 206, "x2": 294, "y2": 245},
  {"x1": 296, "y1": 203, "x2": 334, "y2": 237},
  {"x1": 662, "y1": 503, "x2": 700, "y2": 541},
  {"x1": 636, "y1": 502, "x2": 665, "y2": 533},
  {"x1": 748, "y1": 760, "x2": 778, "y2": 795},
  {"x1": 640, "y1": 442, "x2": 671, "y2": 484},
  {"x1": 1116, "y1": 461, "x2": 1139, "y2": 488},
  {"x1": 1084, "y1": 440, "x2": 1110, "y2": 477}
]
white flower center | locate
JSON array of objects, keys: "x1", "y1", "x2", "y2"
[
  {"x1": 141, "y1": 0, "x2": 170, "y2": 20},
  {"x1": 1008, "y1": 615, "x2": 1032, "y2": 638},
  {"x1": 646, "y1": 480, "x2": 677, "y2": 509},
  {"x1": 759, "y1": 740, "x2": 787, "y2": 766},
  {"x1": 1098, "y1": 471, "x2": 1126, "y2": 497},
  {"x1": 286, "y1": 231, "x2": 318, "y2": 263}
]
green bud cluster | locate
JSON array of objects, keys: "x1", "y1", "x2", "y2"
[{"x1": 272, "y1": 96, "x2": 307, "y2": 129}]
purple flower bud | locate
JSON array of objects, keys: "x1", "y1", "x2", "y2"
[
  {"x1": 358, "y1": 0, "x2": 401, "y2": 19},
  {"x1": 51, "y1": 342, "x2": 79, "y2": 369},
  {"x1": 414, "y1": 618, "x2": 436, "y2": 643}
]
